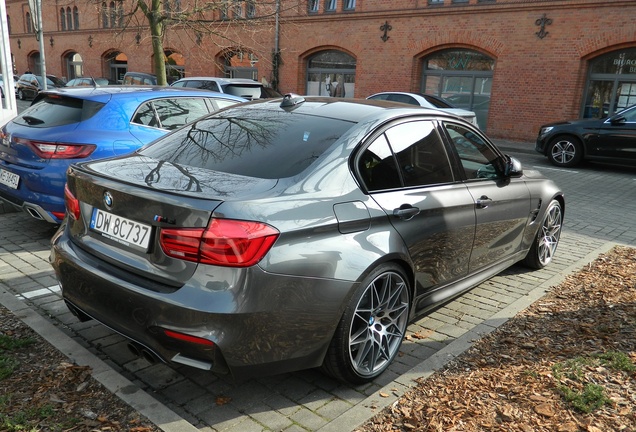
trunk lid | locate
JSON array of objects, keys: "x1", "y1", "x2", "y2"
[{"x1": 65, "y1": 155, "x2": 278, "y2": 288}]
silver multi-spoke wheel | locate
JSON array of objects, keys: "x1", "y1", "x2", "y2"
[
  {"x1": 349, "y1": 270, "x2": 409, "y2": 377},
  {"x1": 322, "y1": 265, "x2": 411, "y2": 384},
  {"x1": 536, "y1": 202, "x2": 562, "y2": 266},
  {"x1": 548, "y1": 137, "x2": 582, "y2": 167},
  {"x1": 523, "y1": 200, "x2": 563, "y2": 269}
]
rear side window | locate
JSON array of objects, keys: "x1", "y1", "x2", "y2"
[
  {"x1": 13, "y1": 96, "x2": 104, "y2": 128},
  {"x1": 140, "y1": 108, "x2": 355, "y2": 179},
  {"x1": 132, "y1": 97, "x2": 215, "y2": 130}
]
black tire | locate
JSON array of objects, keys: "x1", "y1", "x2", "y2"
[
  {"x1": 547, "y1": 136, "x2": 583, "y2": 167},
  {"x1": 322, "y1": 263, "x2": 410, "y2": 384},
  {"x1": 17, "y1": 89, "x2": 25, "y2": 100},
  {"x1": 522, "y1": 199, "x2": 563, "y2": 269}
]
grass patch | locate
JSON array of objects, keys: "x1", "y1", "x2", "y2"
[
  {"x1": 0, "y1": 396, "x2": 55, "y2": 432},
  {"x1": 552, "y1": 350, "x2": 634, "y2": 414},
  {"x1": 0, "y1": 334, "x2": 35, "y2": 380}
]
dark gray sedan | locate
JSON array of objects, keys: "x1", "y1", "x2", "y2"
[{"x1": 50, "y1": 96, "x2": 564, "y2": 384}]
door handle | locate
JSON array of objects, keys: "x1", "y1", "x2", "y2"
[
  {"x1": 393, "y1": 204, "x2": 420, "y2": 220},
  {"x1": 475, "y1": 195, "x2": 492, "y2": 209}
]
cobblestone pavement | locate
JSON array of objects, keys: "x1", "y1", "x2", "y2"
[{"x1": 1, "y1": 141, "x2": 635, "y2": 431}]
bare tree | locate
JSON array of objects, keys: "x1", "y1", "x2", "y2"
[{"x1": 94, "y1": 0, "x2": 299, "y2": 87}]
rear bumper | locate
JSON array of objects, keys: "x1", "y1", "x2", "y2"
[
  {"x1": 50, "y1": 227, "x2": 354, "y2": 379},
  {"x1": 0, "y1": 162, "x2": 65, "y2": 223}
]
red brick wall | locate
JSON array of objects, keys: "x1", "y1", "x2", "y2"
[{"x1": 5, "y1": 0, "x2": 636, "y2": 141}]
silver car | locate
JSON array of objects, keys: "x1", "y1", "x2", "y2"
[
  {"x1": 51, "y1": 96, "x2": 564, "y2": 384},
  {"x1": 367, "y1": 91, "x2": 481, "y2": 129}
]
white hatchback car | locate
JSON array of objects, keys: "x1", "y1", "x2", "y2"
[
  {"x1": 367, "y1": 91, "x2": 481, "y2": 129},
  {"x1": 171, "y1": 77, "x2": 281, "y2": 100}
]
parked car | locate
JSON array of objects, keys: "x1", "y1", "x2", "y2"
[
  {"x1": 66, "y1": 77, "x2": 115, "y2": 87},
  {"x1": 536, "y1": 104, "x2": 636, "y2": 167},
  {"x1": 50, "y1": 95, "x2": 564, "y2": 384},
  {"x1": 367, "y1": 91, "x2": 480, "y2": 128},
  {"x1": 0, "y1": 73, "x2": 19, "y2": 98},
  {"x1": 122, "y1": 72, "x2": 157, "y2": 85},
  {"x1": 0, "y1": 86, "x2": 245, "y2": 223},
  {"x1": 171, "y1": 77, "x2": 282, "y2": 99},
  {"x1": 15, "y1": 73, "x2": 66, "y2": 100}
]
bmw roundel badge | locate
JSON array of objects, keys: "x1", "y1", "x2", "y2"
[{"x1": 103, "y1": 191, "x2": 113, "y2": 208}]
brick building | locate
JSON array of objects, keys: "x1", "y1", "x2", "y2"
[{"x1": 3, "y1": 0, "x2": 636, "y2": 141}]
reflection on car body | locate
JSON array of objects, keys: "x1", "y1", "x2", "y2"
[{"x1": 51, "y1": 95, "x2": 564, "y2": 384}]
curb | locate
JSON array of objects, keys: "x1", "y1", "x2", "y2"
[{"x1": 0, "y1": 286, "x2": 198, "y2": 432}]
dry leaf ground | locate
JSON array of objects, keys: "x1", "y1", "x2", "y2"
[
  {"x1": 358, "y1": 245, "x2": 636, "y2": 432},
  {"x1": 0, "y1": 307, "x2": 161, "y2": 431},
  {"x1": 1, "y1": 246, "x2": 634, "y2": 431}
]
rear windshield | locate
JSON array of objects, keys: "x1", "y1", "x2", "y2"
[
  {"x1": 139, "y1": 107, "x2": 355, "y2": 179},
  {"x1": 221, "y1": 84, "x2": 264, "y2": 100},
  {"x1": 13, "y1": 95, "x2": 105, "y2": 128}
]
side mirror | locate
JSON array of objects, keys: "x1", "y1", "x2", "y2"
[
  {"x1": 504, "y1": 155, "x2": 523, "y2": 177},
  {"x1": 610, "y1": 115, "x2": 626, "y2": 125}
]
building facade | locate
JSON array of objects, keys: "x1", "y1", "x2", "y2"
[{"x1": 3, "y1": 0, "x2": 636, "y2": 141}]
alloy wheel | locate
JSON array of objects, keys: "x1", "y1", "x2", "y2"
[
  {"x1": 348, "y1": 270, "x2": 409, "y2": 377},
  {"x1": 550, "y1": 139, "x2": 577, "y2": 165},
  {"x1": 537, "y1": 202, "x2": 562, "y2": 266}
]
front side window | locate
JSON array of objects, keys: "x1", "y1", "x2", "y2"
[
  {"x1": 325, "y1": 0, "x2": 337, "y2": 12},
  {"x1": 443, "y1": 122, "x2": 502, "y2": 180},
  {"x1": 344, "y1": 0, "x2": 355, "y2": 10},
  {"x1": 385, "y1": 121, "x2": 454, "y2": 187},
  {"x1": 308, "y1": 0, "x2": 319, "y2": 12}
]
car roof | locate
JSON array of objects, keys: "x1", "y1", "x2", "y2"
[
  {"x1": 36, "y1": 85, "x2": 247, "y2": 103},
  {"x1": 173, "y1": 77, "x2": 261, "y2": 85},
  {"x1": 236, "y1": 95, "x2": 448, "y2": 124}
]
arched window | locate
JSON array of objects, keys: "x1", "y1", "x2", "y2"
[
  {"x1": 102, "y1": 3, "x2": 108, "y2": 28},
  {"x1": 26, "y1": 12, "x2": 32, "y2": 33},
  {"x1": 65, "y1": 52, "x2": 83, "y2": 80},
  {"x1": 306, "y1": 50, "x2": 356, "y2": 97},
  {"x1": 73, "y1": 7, "x2": 80, "y2": 29},
  {"x1": 421, "y1": 49, "x2": 495, "y2": 131},
  {"x1": 105, "y1": 51, "x2": 128, "y2": 83},
  {"x1": 60, "y1": 9, "x2": 66, "y2": 30},
  {"x1": 583, "y1": 48, "x2": 636, "y2": 118},
  {"x1": 222, "y1": 49, "x2": 257, "y2": 79},
  {"x1": 109, "y1": 1, "x2": 116, "y2": 28},
  {"x1": 66, "y1": 7, "x2": 73, "y2": 30},
  {"x1": 247, "y1": 1, "x2": 256, "y2": 18}
]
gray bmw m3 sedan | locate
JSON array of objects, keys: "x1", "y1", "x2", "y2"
[{"x1": 50, "y1": 95, "x2": 564, "y2": 384}]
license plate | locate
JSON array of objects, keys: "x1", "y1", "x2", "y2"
[
  {"x1": 0, "y1": 168, "x2": 20, "y2": 189},
  {"x1": 90, "y1": 208, "x2": 152, "y2": 252}
]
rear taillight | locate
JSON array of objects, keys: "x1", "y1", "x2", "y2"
[
  {"x1": 17, "y1": 137, "x2": 96, "y2": 159},
  {"x1": 64, "y1": 184, "x2": 80, "y2": 220},
  {"x1": 160, "y1": 218, "x2": 279, "y2": 267}
]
